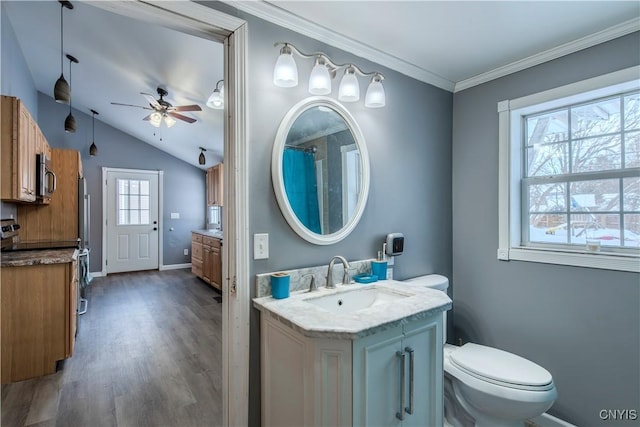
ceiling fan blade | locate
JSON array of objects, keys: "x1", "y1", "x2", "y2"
[
  {"x1": 171, "y1": 104, "x2": 202, "y2": 112},
  {"x1": 111, "y1": 102, "x2": 152, "y2": 110},
  {"x1": 168, "y1": 112, "x2": 197, "y2": 123},
  {"x1": 142, "y1": 114, "x2": 152, "y2": 121},
  {"x1": 141, "y1": 92, "x2": 161, "y2": 109}
]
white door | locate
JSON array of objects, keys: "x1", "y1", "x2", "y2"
[{"x1": 106, "y1": 170, "x2": 159, "y2": 273}]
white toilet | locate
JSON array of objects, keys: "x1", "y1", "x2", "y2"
[{"x1": 404, "y1": 275, "x2": 557, "y2": 427}]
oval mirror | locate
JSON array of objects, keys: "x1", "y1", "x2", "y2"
[{"x1": 272, "y1": 97, "x2": 370, "y2": 245}]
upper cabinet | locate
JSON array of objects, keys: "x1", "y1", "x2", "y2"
[
  {"x1": 1, "y1": 95, "x2": 50, "y2": 203},
  {"x1": 206, "y1": 163, "x2": 224, "y2": 206}
]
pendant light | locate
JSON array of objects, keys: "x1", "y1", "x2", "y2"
[
  {"x1": 54, "y1": 1, "x2": 73, "y2": 103},
  {"x1": 89, "y1": 109, "x2": 98, "y2": 156},
  {"x1": 64, "y1": 54, "x2": 78, "y2": 133},
  {"x1": 198, "y1": 147, "x2": 206, "y2": 165}
]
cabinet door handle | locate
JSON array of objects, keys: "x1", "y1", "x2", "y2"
[
  {"x1": 405, "y1": 347, "x2": 415, "y2": 415},
  {"x1": 396, "y1": 350, "x2": 406, "y2": 421}
]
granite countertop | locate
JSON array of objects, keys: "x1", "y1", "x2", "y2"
[
  {"x1": 192, "y1": 229, "x2": 223, "y2": 240},
  {"x1": 1, "y1": 248, "x2": 78, "y2": 267},
  {"x1": 253, "y1": 280, "x2": 452, "y2": 340}
]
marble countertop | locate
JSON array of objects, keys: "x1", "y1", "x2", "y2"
[
  {"x1": 192, "y1": 229, "x2": 223, "y2": 240},
  {"x1": 253, "y1": 280, "x2": 452, "y2": 340},
  {"x1": 1, "y1": 248, "x2": 78, "y2": 267}
]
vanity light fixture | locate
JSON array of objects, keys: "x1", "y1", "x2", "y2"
[
  {"x1": 198, "y1": 147, "x2": 206, "y2": 165},
  {"x1": 64, "y1": 54, "x2": 78, "y2": 133},
  {"x1": 273, "y1": 42, "x2": 386, "y2": 108},
  {"x1": 206, "y1": 80, "x2": 225, "y2": 109},
  {"x1": 89, "y1": 109, "x2": 98, "y2": 156},
  {"x1": 54, "y1": 1, "x2": 73, "y2": 103}
]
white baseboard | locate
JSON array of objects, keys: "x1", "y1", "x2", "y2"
[
  {"x1": 90, "y1": 271, "x2": 106, "y2": 277},
  {"x1": 159, "y1": 263, "x2": 191, "y2": 271}
]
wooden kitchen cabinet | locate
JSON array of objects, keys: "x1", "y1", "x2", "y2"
[
  {"x1": 18, "y1": 149, "x2": 83, "y2": 242},
  {"x1": 1, "y1": 95, "x2": 46, "y2": 203},
  {"x1": 206, "y1": 163, "x2": 224, "y2": 206},
  {"x1": 191, "y1": 232, "x2": 222, "y2": 291},
  {"x1": 1, "y1": 258, "x2": 78, "y2": 383}
]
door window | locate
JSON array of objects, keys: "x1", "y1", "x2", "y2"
[{"x1": 117, "y1": 179, "x2": 151, "y2": 225}]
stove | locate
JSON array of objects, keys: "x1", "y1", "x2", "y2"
[{"x1": 0, "y1": 218, "x2": 80, "y2": 251}]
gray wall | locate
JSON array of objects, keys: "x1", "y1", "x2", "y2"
[
  {"x1": 225, "y1": 11, "x2": 453, "y2": 426},
  {"x1": 452, "y1": 32, "x2": 640, "y2": 426},
  {"x1": 36, "y1": 93, "x2": 206, "y2": 271}
]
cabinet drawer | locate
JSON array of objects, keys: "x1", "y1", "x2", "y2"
[
  {"x1": 203, "y1": 236, "x2": 221, "y2": 248},
  {"x1": 192, "y1": 233, "x2": 203, "y2": 243},
  {"x1": 191, "y1": 258, "x2": 203, "y2": 277},
  {"x1": 191, "y1": 242, "x2": 203, "y2": 259}
]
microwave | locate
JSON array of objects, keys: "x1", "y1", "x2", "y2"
[{"x1": 36, "y1": 153, "x2": 56, "y2": 202}]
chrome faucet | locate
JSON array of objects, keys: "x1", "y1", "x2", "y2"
[{"x1": 326, "y1": 256, "x2": 351, "y2": 288}]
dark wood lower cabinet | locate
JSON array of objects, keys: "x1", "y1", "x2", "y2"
[{"x1": 191, "y1": 232, "x2": 221, "y2": 291}]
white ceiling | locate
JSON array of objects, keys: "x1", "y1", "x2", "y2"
[{"x1": 4, "y1": 1, "x2": 638, "y2": 168}]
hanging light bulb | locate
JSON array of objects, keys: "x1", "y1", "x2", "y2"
[
  {"x1": 64, "y1": 54, "x2": 78, "y2": 133},
  {"x1": 273, "y1": 44, "x2": 298, "y2": 88},
  {"x1": 308, "y1": 56, "x2": 331, "y2": 95},
  {"x1": 206, "y1": 80, "x2": 224, "y2": 109},
  {"x1": 164, "y1": 114, "x2": 177, "y2": 128},
  {"x1": 198, "y1": 147, "x2": 206, "y2": 165},
  {"x1": 89, "y1": 109, "x2": 98, "y2": 156},
  {"x1": 149, "y1": 112, "x2": 162, "y2": 128},
  {"x1": 338, "y1": 66, "x2": 360, "y2": 102},
  {"x1": 365, "y1": 74, "x2": 386, "y2": 108},
  {"x1": 54, "y1": 1, "x2": 73, "y2": 103}
]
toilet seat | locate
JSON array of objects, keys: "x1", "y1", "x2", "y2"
[{"x1": 448, "y1": 343, "x2": 554, "y2": 392}]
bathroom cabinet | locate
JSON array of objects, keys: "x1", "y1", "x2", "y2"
[{"x1": 260, "y1": 310, "x2": 443, "y2": 426}]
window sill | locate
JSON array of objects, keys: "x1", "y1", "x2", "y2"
[{"x1": 498, "y1": 247, "x2": 639, "y2": 272}]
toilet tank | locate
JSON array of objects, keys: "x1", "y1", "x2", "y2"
[{"x1": 404, "y1": 274, "x2": 449, "y2": 344}]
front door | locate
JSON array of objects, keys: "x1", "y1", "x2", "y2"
[{"x1": 106, "y1": 169, "x2": 159, "y2": 273}]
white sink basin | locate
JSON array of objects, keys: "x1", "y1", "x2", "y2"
[{"x1": 304, "y1": 286, "x2": 409, "y2": 314}]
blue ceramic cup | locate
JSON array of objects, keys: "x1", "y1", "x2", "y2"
[
  {"x1": 370, "y1": 261, "x2": 387, "y2": 280},
  {"x1": 271, "y1": 272, "x2": 290, "y2": 299}
]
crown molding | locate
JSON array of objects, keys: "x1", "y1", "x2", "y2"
[
  {"x1": 221, "y1": 0, "x2": 456, "y2": 92},
  {"x1": 454, "y1": 17, "x2": 640, "y2": 93}
]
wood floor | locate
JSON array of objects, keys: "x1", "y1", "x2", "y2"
[{"x1": 1, "y1": 269, "x2": 223, "y2": 427}]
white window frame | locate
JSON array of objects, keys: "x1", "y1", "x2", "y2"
[{"x1": 498, "y1": 66, "x2": 640, "y2": 272}]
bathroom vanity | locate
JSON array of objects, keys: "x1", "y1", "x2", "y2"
[{"x1": 254, "y1": 280, "x2": 451, "y2": 426}]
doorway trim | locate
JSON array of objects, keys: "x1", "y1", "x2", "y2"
[
  {"x1": 101, "y1": 167, "x2": 164, "y2": 276},
  {"x1": 88, "y1": 2, "x2": 249, "y2": 425}
]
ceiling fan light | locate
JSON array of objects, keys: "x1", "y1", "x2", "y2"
[
  {"x1": 308, "y1": 58, "x2": 331, "y2": 95},
  {"x1": 365, "y1": 76, "x2": 386, "y2": 108},
  {"x1": 164, "y1": 115, "x2": 177, "y2": 128},
  {"x1": 274, "y1": 48, "x2": 298, "y2": 88},
  {"x1": 338, "y1": 68, "x2": 360, "y2": 102},
  {"x1": 149, "y1": 112, "x2": 162, "y2": 128},
  {"x1": 54, "y1": 74, "x2": 70, "y2": 103},
  {"x1": 64, "y1": 112, "x2": 76, "y2": 133}
]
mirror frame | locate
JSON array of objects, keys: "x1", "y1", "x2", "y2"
[{"x1": 272, "y1": 96, "x2": 370, "y2": 245}]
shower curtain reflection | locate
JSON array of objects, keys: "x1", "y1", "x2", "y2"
[{"x1": 283, "y1": 147, "x2": 321, "y2": 234}]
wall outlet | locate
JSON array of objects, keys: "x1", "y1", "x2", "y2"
[
  {"x1": 171, "y1": 212, "x2": 180, "y2": 219},
  {"x1": 183, "y1": 248, "x2": 189, "y2": 256}
]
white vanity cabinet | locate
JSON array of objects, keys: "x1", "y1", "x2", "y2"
[
  {"x1": 260, "y1": 310, "x2": 443, "y2": 426},
  {"x1": 352, "y1": 315, "x2": 443, "y2": 426}
]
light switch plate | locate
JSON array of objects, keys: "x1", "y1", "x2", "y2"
[
  {"x1": 171, "y1": 212, "x2": 180, "y2": 219},
  {"x1": 254, "y1": 233, "x2": 269, "y2": 260}
]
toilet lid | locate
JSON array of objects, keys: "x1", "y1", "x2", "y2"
[{"x1": 450, "y1": 343, "x2": 552, "y2": 387}]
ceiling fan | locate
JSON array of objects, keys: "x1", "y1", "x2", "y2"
[{"x1": 111, "y1": 87, "x2": 202, "y2": 128}]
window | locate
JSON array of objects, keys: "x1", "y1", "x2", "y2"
[
  {"x1": 117, "y1": 178, "x2": 151, "y2": 225},
  {"x1": 498, "y1": 66, "x2": 640, "y2": 272}
]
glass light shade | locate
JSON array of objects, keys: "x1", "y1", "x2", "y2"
[
  {"x1": 64, "y1": 112, "x2": 76, "y2": 133},
  {"x1": 365, "y1": 79, "x2": 386, "y2": 108},
  {"x1": 308, "y1": 61, "x2": 331, "y2": 95},
  {"x1": 338, "y1": 70, "x2": 360, "y2": 102},
  {"x1": 150, "y1": 112, "x2": 162, "y2": 128},
  {"x1": 164, "y1": 115, "x2": 177, "y2": 128},
  {"x1": 206, "y1": 89, "x2": 223, "y2": 109},
  {"x1": 89, "y1": 142, "x2": 97, "y2": 156},
  {"x1": 54, "y1": 74, "x2": 70, "y2": 103},
  {"x1": 273, "y1": 52, "x2": 298, "y2": 88}
]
